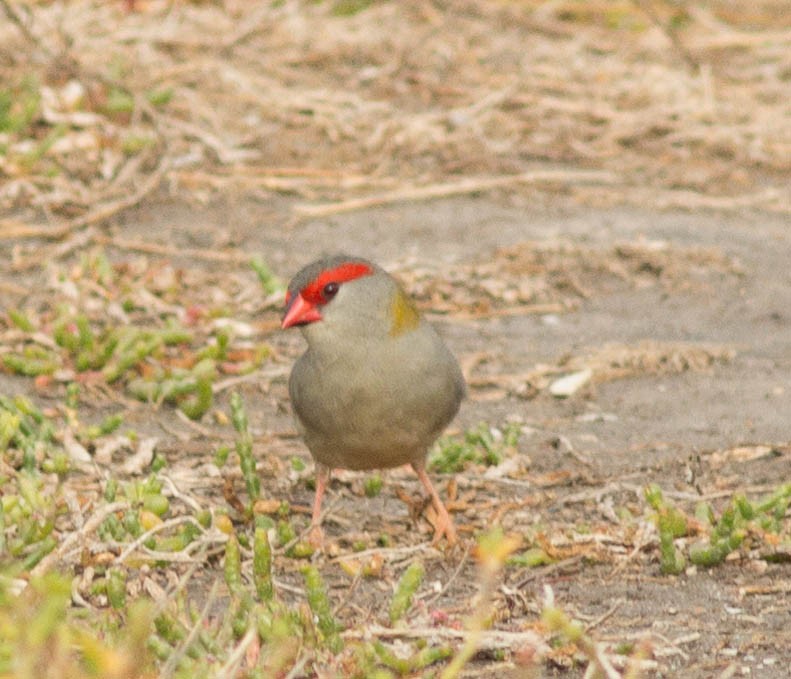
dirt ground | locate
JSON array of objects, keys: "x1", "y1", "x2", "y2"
[
  {"x1": 1, "y1": 1, "x2": 790, "y2": 677},
  {"x1": 6, "y1": 193, "x2": 789, "y2": 677},
  {"x1": 138, "y1": 195, "x2": 791, "y2": 678}
]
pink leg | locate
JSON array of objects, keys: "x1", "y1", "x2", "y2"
[
  {"x1": 309, "y1": 464, "x2": 331, "y2": 547},
  {"x1": 411, "y1": 461, "x2": 458, "y2": 546}
]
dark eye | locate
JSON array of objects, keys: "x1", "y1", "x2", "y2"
[{"x1": 323, "y1": 282, "x2": 339, "y2": 299}]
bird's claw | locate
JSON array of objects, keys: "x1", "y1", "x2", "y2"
[{"x1": 429, "y1": 509, "x2": 458, "y2": 548}]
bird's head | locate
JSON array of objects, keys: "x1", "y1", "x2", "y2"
[{"x1": 281, "y1": 254, "x2": 420, "y2": 341}]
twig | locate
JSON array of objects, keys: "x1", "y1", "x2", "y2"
[
  {"x1": 331, "y1": 542, "x2": 439, "y2": 563},
  {"x1": 513, "y1": 555, "x2": 585, "y2": 588},
  {"x1": 10, "y1": 155, "x2": 169, "y2": 248},
  {"x1": 31, "y1": 501, "x2": 130, "y2": 577},
  {"x1": 331, "y1": 570, "x2": 363, "y2": 618},
  {"x1": 213, "y1": 371, "x2": 267, "y2": 394},
  {"x1": 274, "y1": 494, "x2": 345, "y2": 556},
  {"x1": 221, "y1": 1, "x2": 280, "y2": 51},
  {"x1": 92, "y1": 233, "x2": 252, "y2": 263},
  {"x1": 123, "y1": 538, "x2": 225, "y2": 564},
  {"x1": 619, "y1": 481, "x2": 781, "y2": 503},
  {"x1": 47, "y1": 226, "x2": 97, "y2": 263},
  {"x1": 646, "y1": 631, "x2": 691, "y2": 661},
  {"x1": 424, "y1": 542, "x2": 471, "y2": 605},
  {"x1": 585, "y1": 599, "x2": 623, "y2": 632},
  {"x1": 160, "y1": 473, "x2": 205, "y2": 514},
  {"x1": 283, "y1": 654, "x2": 312, "y2": 679},
  {"x1": 693, "y1": 28, "x2": 791, "y2": 50},
  {"x1": 151, "y1": 546, "x2": 209, "y2": 611},
  {"x1": 270, "y1": 578, "x2": 306, "y2": 597},
  {"x1": 160, "y1": 579, "x2": 221, "y2": 679},
  {"x1": 343, "y1": 624, "x2": 547, "y2": 652},
  {"x1": 174, "y1": 409, "x2": 218, "y2": 438},
  {"x1": 716, "y1": 664, "x2": 738, "y2": 679},
  {"x1": 556, "y1": 483, "x2": 627, "y2": 506},
  {"x1": 543, "y1": 586, "x2": 621, "y2": 679},
  {"x1": 292, "y1": 170, "x2": 619, "y2": 219},
  {"x1": 0, "y1": 221, "x2": 57, "y2": 241},
  {"x1": 620, "y1": 186, "x2": 790, "y2": 214},
  {"x1": 0, "y1": 280, "x2": 28, "y2": 295},
  {"x1": 632, "y1": 0, "x2": 698, "y2": 72},
  {"x1": 607, "y1": 523, "x2": 655, "y2": 580},
  {"x1": 159, "y1": 116, "x2": 259, "y2": 165},
  {"x1": 215, "y1": 627, "x2": 258, "y2": 679},
  {"x1": 439, "y1": 302, "x2": 569, "y2": 321},
  {"x1": 116, "y1": 515, "x2": 208, "y2": 564},
  {"x1": 0, "y1": 0, "x2": 54, "y2": 57}
]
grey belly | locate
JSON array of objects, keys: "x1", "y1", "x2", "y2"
[{"x1": 297, "y1": 392, "x2": 437, "y2": 470}]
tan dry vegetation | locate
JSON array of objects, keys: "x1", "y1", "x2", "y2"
[
  {"x1": 402, "y1": 238, "x2": 743, "y2": 317},
  {"x1": 1, "y1": 0, "x2": 790, "y2": 249}
]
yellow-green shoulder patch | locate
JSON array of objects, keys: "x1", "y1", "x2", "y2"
[{"x1": 389, "y1": 288, "x2": 420, "y2": 336}]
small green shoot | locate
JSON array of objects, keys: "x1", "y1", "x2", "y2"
[
  {"x1": 253, "y1": 527, "x2": 274, "y2": 601},
  {"x1": 105, "y1": 87, "x2": 135, "y2": 114},
  {"x1": 251, "y1": 257, "x2": 285, "y2": 296},
  {"x1": 224, "y1": 532, "x2": 244, "y2": 596},
  {"x1": 332, "y1": 0, "x2": 373, "y2": 16},
  {"x1": 389, "y1": 561, "x2": 424, "y2": 626},
  {"x1": 430, "y1": 422, "x2": 521, "y2": 473},
  {"x1": 508, "y1": 547, "x2": 553, "y2": 568},
  {"x1": 645, "y1": 483, "x2": 791, "y2": 571},
  {"x1": 364, "y1": 474, "x2": 383, "y2": 497},
  {"x1": 302, "y1": 565, "x2": 343, "y2": 653},
  {"x1": 7, "y1": 308, "x2": 35, "y2": 332},
  {"x1": 230, "y1": 392, "x2": 260, "y2": 504},
  {"x1": 146, "y1": 87, "x2": 174, "y2": 107}
]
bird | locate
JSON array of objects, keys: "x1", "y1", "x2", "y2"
[{"x1": 281, "y1": 254, "x2": 466, "y2": 547}]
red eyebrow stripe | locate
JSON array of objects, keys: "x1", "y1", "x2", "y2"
[{"x1": 301, "y1": 262, "x2": 373, "y2": 305}]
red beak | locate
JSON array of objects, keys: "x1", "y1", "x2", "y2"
[{"x1": 282, "y1": 293, "x2": 322, "y2": 329}]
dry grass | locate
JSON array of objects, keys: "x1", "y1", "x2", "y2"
[
  {"x1": 1, "y1": 0, "x2": 790, "y2": 249},
  {"x1": 401, "y1": 238, "x2": 742, "y2": 318}
]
